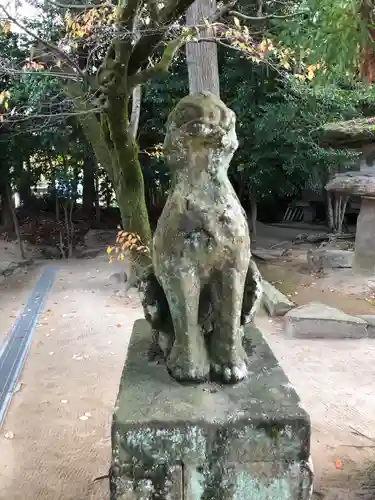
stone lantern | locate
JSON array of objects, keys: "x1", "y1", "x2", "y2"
[{"x1": 322, "y1": 117, "x2": 375, "y2": 274}]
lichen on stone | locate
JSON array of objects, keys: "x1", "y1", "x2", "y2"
[{"x1": 137, "y1": 91, "x2": 264, "y2": 386}]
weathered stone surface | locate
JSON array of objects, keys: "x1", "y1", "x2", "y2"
[
  {"x1": 262, "y1": 280, "x2": 294, "y2": 317},
  {"x1": 357, "y1": 315, "x2": 375, "y2": 338},
  {"x1": 353, "y1": 198, "x2": 375, "y2": 274},
  {"x1": 326, "y1": 171, "x2": 375, "y2": 196},
  {"x1": 38, "y1": 245, "x2": 62, "y2": 259},
  {"x1": 152, "y1": 92, "x2": 256, "y2": 384},
  {"x1": 307, "y1": 248, "x2": 354, "y2": 271},
  {"x1": 320, "y1": 117, "x2": 375, "y2": 149},
  {"x1": 284, "y1": 302, "x2": 368, "y2": 339},
  {"x1": 0, "y1": 259, "x2": 32, "y2": 277},
  {"x1": 252, "y1": 247, "x2": 286, "y2": 261},
  {"x1": 110, "y1": 319, "x2": 313, "y2": 500},
  {"x1": 140, "y1": 260, "x2": 263, "y2": 364}
]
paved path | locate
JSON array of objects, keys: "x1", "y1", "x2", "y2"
[{"x1": 0, "y1": 259, "x2": 374, "y2": 499}]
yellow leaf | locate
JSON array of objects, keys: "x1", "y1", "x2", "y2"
[
  {"x1": 307, "y1": 69, "x2": 315, "y2": 80},
  {"x1": 2, "y1": 21, "x2": 11, "y2": 34},
  {"x1": 107, "y1": 246, "x2": 113, "y2": 254}
]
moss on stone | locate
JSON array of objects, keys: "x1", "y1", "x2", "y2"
[
  {"x1": 320, "y1": 117, "x2": 375, "y2": 149},
  {"x1": 166, "y1": 91, "x2": 233, "y2": 132}
]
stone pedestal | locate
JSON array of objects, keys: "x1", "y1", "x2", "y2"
[
  {"x1": 110, "y1": 320, "x2": 313, "y2": 500},
  {"x1": 354, "y1": 197, "x2": 375, "y2": 274}
]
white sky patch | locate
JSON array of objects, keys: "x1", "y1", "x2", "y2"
[{"x1": 0, "y1": 0, "x2": 38, "y2": 32}]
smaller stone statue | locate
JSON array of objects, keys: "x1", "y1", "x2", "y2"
[{"x1": 140, "y1": 92, "x2": 262, "y2": 385}]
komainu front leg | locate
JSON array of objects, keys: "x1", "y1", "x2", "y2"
[
  {"x1": 210, "y1": 266, "x2": 248, "y2": 384},
  {"x1": 158, "y1": 271, "x2": 209, "y2": 383}
]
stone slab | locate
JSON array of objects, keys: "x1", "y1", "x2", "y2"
[
  {"x1": 353, "y1": 198, "x2": 375, "y2": 274},
  {"x1": 307, "y1": 248, "x2": 353, "y2": 271},
  {"x1": 262, "y1": 280, "x2": 295, "y2": 317},
  {"x1": 284, "y1": 302, "x2": 368, "y2": 339},
  {"x1": 252, "y1": 247, "x2": 285, "y2": 261},
  {"x1": 358, "y1": 315, "x2": 375, "y2": 338},
  {"x1": 110, "y1": 319, "x2": 312, "y2": 499}
]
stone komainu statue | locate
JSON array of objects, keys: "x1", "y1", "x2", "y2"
[{"x1": 139, "y1": 92, "x2": 262, "y2": 384}]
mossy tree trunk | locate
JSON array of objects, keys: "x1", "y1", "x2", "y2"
[
  {"x1": 82, "y1": 149, "x2": 96, "y2": 216},
  {"x1": 105, "y1": 100, "x2": 151, "y2": 242},
  {"x1": 0, "y1": 173, "x2": 14, "y2": 233}
]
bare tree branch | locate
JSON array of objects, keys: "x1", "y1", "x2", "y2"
[
  {"x1": 127, "y1": 0, "x2": 237, "y2": 78},
  {"x1": 228, "y1": 9, "x2": 306, "y2": 22},
  {"x1": 0, "y1": 4, "x2": 86, "y2": 80},
  {"x1": 45, "y1": 0, "x2": 108, "y2": 9},
  {"x1": 127, "y1": 32, "x2": 192, "y2": 87},
  {"x1": 129, "y1": 15, "x2": 142, "y2": 139}
]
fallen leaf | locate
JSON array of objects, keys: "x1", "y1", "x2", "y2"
[
  {"x1": 335, "y1": 459, "x2": 343, "y2": 470},
  {"x1": 84, "y1": 412, "x2": 92, "y2": 417},
  {"x1": 14, "y1": 382, "x2": 22, "y2": 393},
  {"x1": 4, "y1": 431, "x2": 14, "y2": 439},
  {"x1": 61, "y1": 399, "x2": 68, "y2": 404},
  {"x1": 49, "y1": 351, "x2": 54, "y2": 356},
  {"x1": 79, "y1": 415, "x2": 89, "y2": 421}
]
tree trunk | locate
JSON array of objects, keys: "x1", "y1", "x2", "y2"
[
  {"x1": 0, "y1": 175, "x2": 14, "y2": 233},
  {"x1": 250, "y1": 197, "x2": 257, "y2": 245},
  {"x1": 6, "y1": 183, "x2": 25, "y2": 259},
  {"x1": 18, "y1": 159, "x2": 33, "y2": 207},
  {"x1": 326, "y1": 191, "x2": 335, "y2": 231},
  {"x1": 68, "y1": 80, "x2": 151, "y2": 243},
  {"x1": 111, "y1": 137, "x2": 151, "y2": 243},
  {"x1": 186, "y1": 0, "x2": 220, "y2": 96},
  {"x1": 94, "y1": 168, "x2": 101, "y2": 223},
  {"x1": 129, "y1": 85, "x2": 141, "y2": 140},
  {"x1": 82, "y1": 150, "x2": 96, "y2": 216},
  {"x1": 326, "y1": 191, "x2": 348, "y2": 233},
  {"x1": 104, "y1": 96, "x2": 151, "y2": 243}
]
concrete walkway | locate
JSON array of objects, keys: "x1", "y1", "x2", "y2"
[{"x1": 0, "y1": 258, "x2": 374, "y2": 499}]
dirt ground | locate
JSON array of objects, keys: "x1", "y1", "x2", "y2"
[
  {"x1": 0, "y1": 257, "x2": 140, "y2": 500},
  {"x1": 1, "y1": 227, "x2": 375, "y2": 499},
  {"x1": 257, "y1": 255, "x2": 375, "y2": 316}
]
